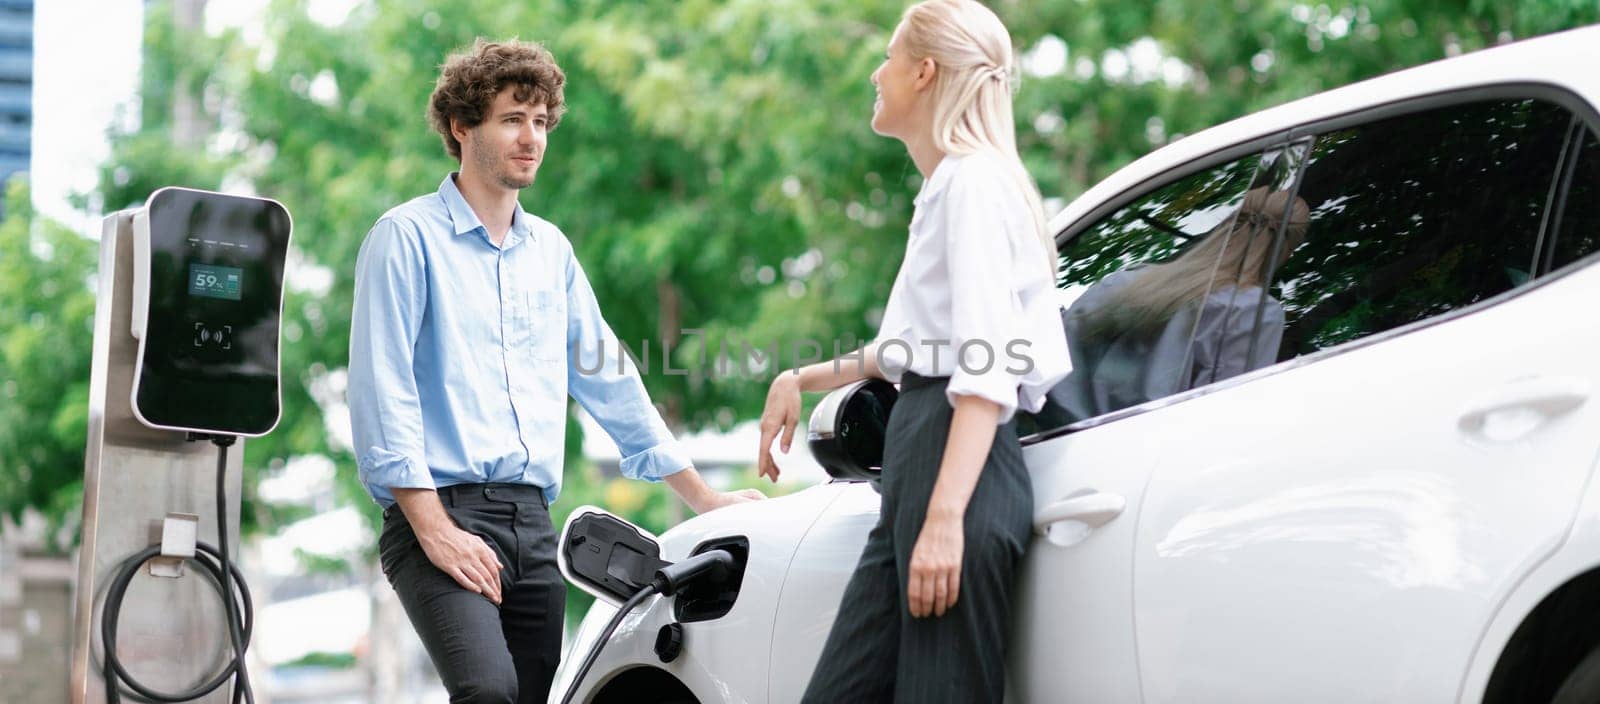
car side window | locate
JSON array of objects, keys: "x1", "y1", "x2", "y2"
[
  {"x1": 1540, "y1": 122, "x2": 1600, "y2": 274},
  {"x1": 1269, "y1": 98, "x2": 1580, "y2": 360},
  {"x1": 1025, "y1": 148, "x2": 1297, "y2": 434}
]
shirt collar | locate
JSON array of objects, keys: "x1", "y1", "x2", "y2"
[
  {"x1": 912, "y1": 154, "x2": 960, "y2": 208},
  {"x1": 438, "y1": 172, "x2": 535, "y2": 246}
]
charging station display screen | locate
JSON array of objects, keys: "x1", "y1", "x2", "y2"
[
  {"x1": 134, "y1": 188, "x2": 291, "y2": 436},
  {"x1": 188, "y1": 263, "x2": 243, "y2": 301}
]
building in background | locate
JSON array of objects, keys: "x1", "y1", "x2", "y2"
[
  {"x1": 0, "y1": 0, "x2": 28, "y2": 191},
  {"x1": 0, "y1": 1, "x2": 57, "y2": 696},
  {"x1": 0, "y1": 528, "x2": 74, "y2": 703}
]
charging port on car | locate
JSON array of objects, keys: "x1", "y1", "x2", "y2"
[{"x1": 674, "y1": 536, "x2": 749, "y2": 623}]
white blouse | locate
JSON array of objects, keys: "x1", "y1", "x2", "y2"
[{"x1": 874, "y1": 150, "x2": 1072, "y2": 423}]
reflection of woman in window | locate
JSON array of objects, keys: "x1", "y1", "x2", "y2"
[{"x1": 1045, "y1": 187, "x2": 1310, "y2": 423}]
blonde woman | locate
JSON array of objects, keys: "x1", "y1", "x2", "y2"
[{"x1": 754, "y1": 1, "x2": 1069, "y2": 699}]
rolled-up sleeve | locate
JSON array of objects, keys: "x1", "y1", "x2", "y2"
[
  {"x1": 942, "y1": 167, "x2": 1029, "y2": 423},
  {"x1": 563, "y1": 245, "x2": 691, "y2": 482},
  {"x1": 348, "y1": 217, "x2": 434, "y2": 503}
]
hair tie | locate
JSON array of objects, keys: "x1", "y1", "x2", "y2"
[
  {"x1": 1237, "y1": 211, "x2": 1272, "y2": 230},
  {"x1": 981, "y1": 64, "x2": 1012, "y2": 90}
]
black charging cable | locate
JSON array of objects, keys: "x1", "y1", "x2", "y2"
[
  {"x1": 558, "y1": 549, "x2": 737, "y2": 704},
  {"x1": 557, "y1": 582, "x2": 660, "y2": 704},
  {"x1": 101, "y1": 436, "x2": 255, "y2": 703}
]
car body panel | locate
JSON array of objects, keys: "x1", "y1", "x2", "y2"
[
  {"x1": 1463, "y1": 426, "x2": 1600, "y2": 702},
  {"x1": 1008, "y1": 410, "x2": 1168, "y2": 702},
  {"x1": 1132, "y1": 260, "x2": 1600, "y2": 702},
  {"x1": 766, "y1": 482, "x2": 881, "y2": 700}
]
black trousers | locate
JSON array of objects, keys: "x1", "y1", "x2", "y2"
[
  {"x1": 801, "y1": 374, "x2": 1034, "y2": 703},
  {"x1": 378, "y1": 482, "x2": 566, "y2": 704}
]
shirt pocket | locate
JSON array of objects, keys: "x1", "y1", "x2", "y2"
[{"x1": 525, "y1": 288, "x2": 566, "y2": 363}]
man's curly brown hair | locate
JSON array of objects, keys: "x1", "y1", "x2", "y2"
[{"x1": 427, "y1": 39, "x2": 567, "y2": 161}]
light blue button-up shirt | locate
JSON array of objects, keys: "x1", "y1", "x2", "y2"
[{"x1": 348, "y1": 173, "x2": 690, "y2": 508}]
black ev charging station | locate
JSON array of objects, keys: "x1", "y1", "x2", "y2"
[
  {"x1": 130, "y1": 187, "x2": 291, "y2": 437},
  {"x1": 68, "y1": 188, "x2": 291, "y2": 704}
]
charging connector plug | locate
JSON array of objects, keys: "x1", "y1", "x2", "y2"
[{"x1": 651, "y1": 549, "x2": 736, "y2": 597}]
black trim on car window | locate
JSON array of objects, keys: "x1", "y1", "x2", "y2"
[
  {"x1": 1022, "y1": 82, "x2": 1600, "y2": 448},
  {"x1": 1052, "y1": 83, "x2": 1600, "y2": 253},
  {"x1": 1537, "y1": 118, "x2": 1589, "y2": 276},
  {"x1": 1530, "y1": 116, "x2": 1582, "y2": 276},
  {"x1": 1244, "y1": 138, "x2": 1314, "y2": 373},
  {"x1": 1052, "y1": 136, "x2": 1289, "y2": 250},
  {"x1": 1281, "y1": 82, "x2": 1600, "y2": 144}
]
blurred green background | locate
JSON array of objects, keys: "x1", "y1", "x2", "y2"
[{"x1": 2, "y1": 0, "x2": 1597, "y2": 639}]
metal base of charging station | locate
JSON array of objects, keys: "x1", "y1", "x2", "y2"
[{"x1": 68, "y1": 212, "x2": 246, "y2": 704}]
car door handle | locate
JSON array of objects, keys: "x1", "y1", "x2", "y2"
[
  {"x1": 1458, "y1": 376, "x2": 1590, "y2": 439},
  {"x1": 1033, "y1": 491, "x2": 1126, "y2": 536}
]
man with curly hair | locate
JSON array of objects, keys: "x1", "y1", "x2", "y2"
[{"x1": 347, "y1": 39, "x2": 762, "y2": 703}]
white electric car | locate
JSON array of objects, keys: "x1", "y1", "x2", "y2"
[{"x1": 553, "y1": 26, "x2": 1600, "y2": 704}]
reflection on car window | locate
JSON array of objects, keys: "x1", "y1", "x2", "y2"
[
  {"x1": 1542, "y1": 124, "x2": 1600, "y2": 274},
  {"x1": 1054, "y1": 156, "x2": 1263, "y2": 292},
  {"x1": 1270, "y1": 99, "x2": 1576, "y2": 359},
  {"x1": 1025, "y1": 150, "x2": 1300, "y2": 434}
]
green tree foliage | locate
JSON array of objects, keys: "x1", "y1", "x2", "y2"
[
  {"x1": 93, "y1": 1, "x2": 242, "y2": 212},
  {"x1": 1003, "y1": 0, "x2": 1600, "y2": 199},
  {"x1": 0, "y1": 179, "x2": 97, "y2": 539},
  {"x1": 20, "y1": 1, "x2": 1599, "y2": 553}
]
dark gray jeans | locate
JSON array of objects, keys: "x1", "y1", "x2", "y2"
[
  {"x1": 801, "y1": 373, "x2": 1034, "y2": 703},
  {"x1": 379, "y1": 482, "x2": 566, "y2": 704}
]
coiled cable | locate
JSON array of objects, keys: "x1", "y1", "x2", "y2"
[{"x1": 101, "y1": 438, "x2": 254, "y2": 703}]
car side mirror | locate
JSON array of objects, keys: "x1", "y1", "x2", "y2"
[{"x1": 806, "y1": 378, "x2": 898, "y2": 482}]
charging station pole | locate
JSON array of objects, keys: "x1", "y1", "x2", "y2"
[{"x1": 67, "y1": 210, "x2": 247, "y2": 704}]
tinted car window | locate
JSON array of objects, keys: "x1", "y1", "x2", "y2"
[
  {"x1": 1270, "y1": 99, "x2": 1578, "y2": 359},
  {"x1": 1027, "y1": 147, "x2": 1298, "y2": 432},
  {"x1": 1542, "y1": 123, "x2": 1600, "y2": 274}
]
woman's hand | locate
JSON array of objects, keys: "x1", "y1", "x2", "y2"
[
  {"x1": 756, "y1": 372, "x2": 803, "y2": 483},
  {"x1": 907, "y1": 511, "x2": 964, "y2": 618},
  {"x1": 904, "y1": 393, "x2": 999, "y2": 618}
]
